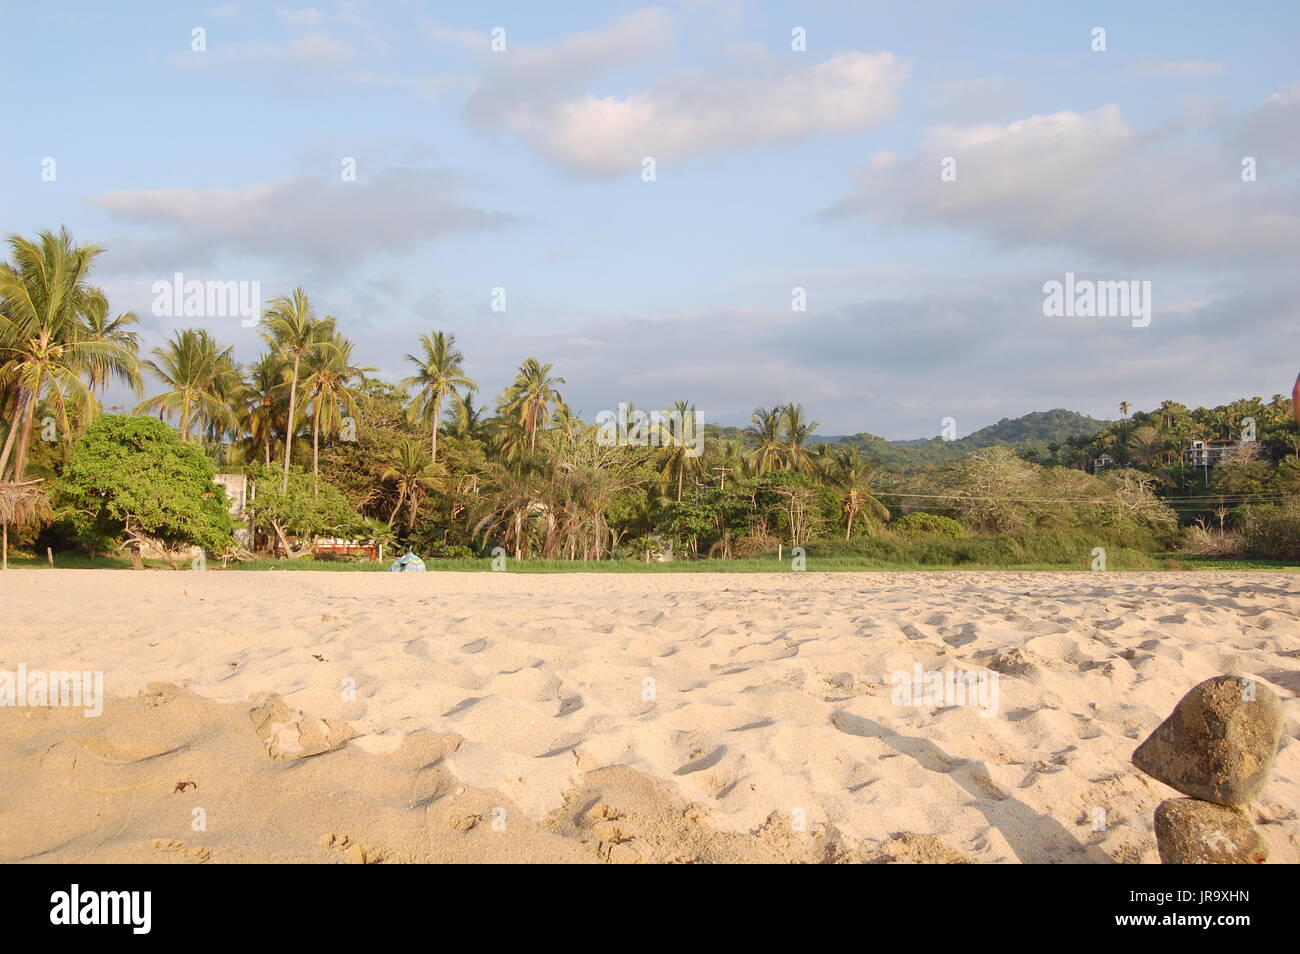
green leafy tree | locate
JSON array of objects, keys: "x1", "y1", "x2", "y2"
[
  {"x1": 246, "y1": 463, "x2": 364, "y2": 558},
  {"x1": 54, "y1": 415, "x2": 233, "y2": 568}
]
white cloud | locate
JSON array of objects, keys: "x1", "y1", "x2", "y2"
[
  {"x1": 1240, "y1": 82, "x2": 1300, "y2": 159},
  {"x1": 462, "y1": 8, "x2": 905, "y2": 174},
  {"x1": 88, "y1": 169, "x2": 511, "y2": 272},
  {"x1": 464, "y1": 8, "x2": 676, "y2": 123},
  {"x1": 516, "y1": 52, "x2": 906, "y2": 174},
  {"x1": 823, "y1": 105, "x2": 1300, "y2": 264}
]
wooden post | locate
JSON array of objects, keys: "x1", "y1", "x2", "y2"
[{"x1": 46, "y1": 546, "x2": 53, "y2": 567}]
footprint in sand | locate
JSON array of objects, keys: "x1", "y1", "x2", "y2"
[
  {"x1": 150, "y1": 839, "x2": 211, "y2": 863},
  {"x1": 582, "y1": 804, "x2": 642, "y2": 864},
  {"x1": 319, "y1": 832, "x2": 389, "y2": 863}
]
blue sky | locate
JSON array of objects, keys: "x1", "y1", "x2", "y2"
[{"x1": 7, "y1": 0, "x2": 1299, "y2": 437}]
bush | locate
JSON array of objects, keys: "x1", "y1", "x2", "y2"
[
  {"x1": 734, "y1": 532, "x2": 780, "y2": 557},
  {"x1": 1242, "y1": 501, "x2": 1300, "y2": 559},
  {"x1": 423, "y1": 541, "x2": 476, "y2": 559},
  {"x1": 808, "y1": 525, "x2": 1164, "y2": 569},
  {"x1": 894, "y1": 512, "x2": 966, "y2": 538},
  {"x1": 1180, "y1": 522, "x2": 1246, "y2": 557}
]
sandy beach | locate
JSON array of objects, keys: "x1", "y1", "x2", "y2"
[{"x1": 1, "y1": 569, "x2": 1295, "y2": 863}]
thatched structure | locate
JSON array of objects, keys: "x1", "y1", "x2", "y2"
[{"x1": 0, "y1": 479, "x2": 53, "y2": 569}]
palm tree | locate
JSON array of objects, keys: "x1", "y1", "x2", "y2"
[
  {"x1": 261, "y1": 287, "x2": 336, "y2": 490},
  {"x1": 746, "y1": 406, "x2": 784, "y2": 475},
  {"x1": 0, "y1": 229, "x2": 139, "y2": 481},
  {"x1": 1129, "y1": 425, "x2": 1161, "y2": 468},
  {"x1": 825, "y1": 446, "x2": 889, "y2": 538},
  {"x1": 781, "y1": 402, "x2": 819, "y2": 473},
  {"x1": 402, "y1": 331, "x2": 476, "y2": 466},
  {"x1": 499, "y1": 358, "x2": 565, "y2": 453},
  {"x1": 446, "y1": 389, "x2": 488, "y2": 441},
  {"x1": 240, "y1": 354, "x2": 287, "y2": 466},
  {"x1": 380, "y1": 439, "x2": 444, "y2": 530},
  {"x1": 303, "y1": 333, "x2": 372, "y2": 489},
  {"x1": 1118, "y1": 400, "x2": 1131, "y2": 458},
  {"x1": 135, "y1": 329, "x2": 240, "y2": 440},
  {"x1": 81, "y1": 288, "x2": 141, "y2": 394},
  {"x1": 657, "y1": 400, "x2": 700, "y2": 501},
  {"x1": 473, "y1": 464, "x2": 544, "y2": 560},
  {"x1": 709, "y1": 437, "x2": 747, "y2": 487}
]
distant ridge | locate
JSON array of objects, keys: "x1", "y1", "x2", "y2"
[{"x1": 706, "y1": 409, "x2": 1111, "y2": 471}]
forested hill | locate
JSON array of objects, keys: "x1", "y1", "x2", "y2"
[
  {"x1": 946, "y1": 409, "x2": 1111, "y2": 448},
  {"x1": 706, "y1": 409, "x2": 1110, "y2": 471}
]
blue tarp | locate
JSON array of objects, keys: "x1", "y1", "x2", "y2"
[{"x1": 388, "y1": 550, "x2": 427, "y2": 572}]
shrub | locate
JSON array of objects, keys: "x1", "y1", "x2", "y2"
[
  {"x1": 734, "y1": 532, "x2": 780, "y2": 557},
  {"x1": 1180, "y1": 522, "x2": 1246, "y2": 557},
  {"x1": 894, "y1": 511, "x2": 966, "y2": 539},
  {"x1": 1242, "y1": 500, "x2": 1300, "y2": 560}
]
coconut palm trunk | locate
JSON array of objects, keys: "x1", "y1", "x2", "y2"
[
  {"x1": 312, "y1": 404, "x2": 321, "y2": 496},
  {"x1": 10, "y1": 369, "x2": 46, "y2": 482},
  {"x1": 0, "y1": 388, "x2": 28, "y2": 480},
  {"x1": 282, "y1": 353, "x2": 300, "y2": 491},
  {"x1": 430, "y1": 394, "x2": 441, "y2": 463},
  {"x1": 387, "y1": 491, "x2": 403, "y2": 526}
]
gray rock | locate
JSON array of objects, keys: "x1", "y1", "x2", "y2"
[
  {"x1": 1154, "y1": 798, "x2": 1268, "y2": 864},
  {"x1": 1132, "y1": 675, "x2": 1282, "y2": 806},
  {"x1": 828, "y1": 672, "x2": 855, "y2": 690}
]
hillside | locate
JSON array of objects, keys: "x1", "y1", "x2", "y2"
[{"x1": 707, "y1": 409, "x2": 1110, "y2": 472}]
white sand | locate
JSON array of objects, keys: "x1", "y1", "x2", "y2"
[{"x1": 1, "y1": 569, "x2": 1296, "y2": 863}]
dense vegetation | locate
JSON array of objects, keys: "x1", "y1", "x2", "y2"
[{"x1": 2, "y1": 228, "x2": 1297, "y2": 569}]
